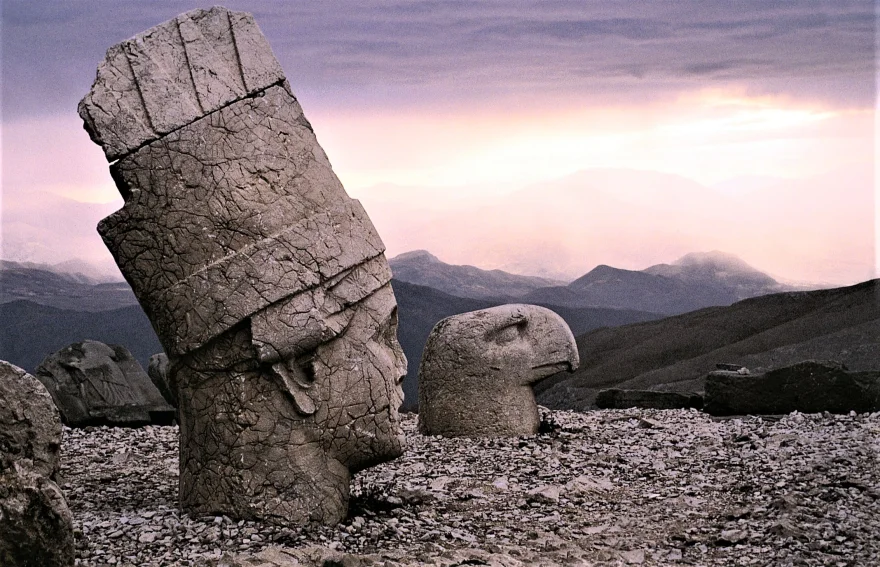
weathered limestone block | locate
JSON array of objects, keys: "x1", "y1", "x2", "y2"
[
  {"x1": 35, "y1": 340, "x2": 175, "y2": 427},
  {"x1": 704, "y1": 360, "x2": 880, "y2": 416},
  {"x1": 80, "y1": 7, "x2": 406, "y2": 525},
  {"x1": 595, "y1": 389, "x2": 703, "y2": 410},
  {"x1": 418, "y1": 304, "x2": 579, "y2": 437},
  {"x1": 0, "y1": 361, "x2": 74, "y2": 567}
]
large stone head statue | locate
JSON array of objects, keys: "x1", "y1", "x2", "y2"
[
  {"x1": 418, "y1": 304, "x2": 579, "y2": 437},
  {"x1": 79, "y1": 7, "x2": 405, "y2": 525}
]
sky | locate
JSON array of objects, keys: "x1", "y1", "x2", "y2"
[{"x1": 1, "y1": 1, "x2": 877, "y2": 285}]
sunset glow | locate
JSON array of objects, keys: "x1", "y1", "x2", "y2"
[{"x1": 1, "y1": 1, "x2": 875, "y2": 286}]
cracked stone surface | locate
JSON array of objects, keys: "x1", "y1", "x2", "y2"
[
  {"x1": 61, "y1": 409, "x2": 880, "y2": 566},
  {"x1": 0, "y1": 361, "x2": 74, "y2": 567},
  {"x1": 418, "y1": 305, "x2": 579, "y2": 437},
  {"x1": 79, "y1": 7, "x2": 405, "y2": 525},
  {"x1": 35, "y1": 340, "x2": 174, "y2": 427}
]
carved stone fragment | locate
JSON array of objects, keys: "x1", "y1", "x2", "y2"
[
  {"x1": 35, "y1": 340, "x2": 174, "y2": 427},
  {"x1": 148, "y1": 353, "x2": 175, "y2": 408},
  {"x1": 0, "y1": 361, "x2": 74, "y2": 567},
  {"x1": 79, "y1": 7, "x2": 406, "y2": 525},
  {"x1": 418, "y1": 304, "x2": 579, "y2": 437}
]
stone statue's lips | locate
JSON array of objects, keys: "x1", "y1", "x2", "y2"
[{"x1": 532, "y1": 360, "x2": 575, "y2": 374}]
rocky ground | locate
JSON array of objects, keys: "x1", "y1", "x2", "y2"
[{"x1": 61, "y1": 408, "x2": 879, "y2": 566}]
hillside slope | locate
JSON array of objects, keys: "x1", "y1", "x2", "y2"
[{"x1": 535, "y1": 279, "x2": 880, "y2": 410}]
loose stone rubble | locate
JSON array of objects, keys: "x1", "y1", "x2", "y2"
[
  {"x1": 419, "y1": 305, "x2": 579, "y2": 437},
  {"x1": 80, "y1": 7, "x2": 406, "y2": 525},
  {"x1": 35, "y1": 341, "x2": 174, "y2": 427},
  {"x1": 0, "y1": 361, "x2": 74, "y2": 567},
  {"x1": 62, "y1": 408, "x2": 879, "y2": 566}
]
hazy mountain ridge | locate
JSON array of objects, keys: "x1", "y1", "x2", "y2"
[
  {"x1": 534, "y1": 279, "x2": 880, "y2": 411},
  {"x1": 0, "y1": 260, "x2": 137, "y2": 312},
  {"x1": 0, "y1": 300, "x2": 162, "y2": 373},
  {"x1": 389, "y1": 250, "x2": 566, "y2": 299},
  {"x1": 390, "y1": 248, "x2": 791, "y2": 315},
  {"x1": 525, "y1": 250, "x2": 790, "y2": 315},
  {"x1": 359, "y1": 166, "x2": 875, "y2": 286}
]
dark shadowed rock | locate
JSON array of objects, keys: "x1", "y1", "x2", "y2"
[
  {"x1": 147, "y1": 353, "x2": 175, "y2": 408},
  {"x1": 34, "y1": 340, "x2": 174, "y2": 427},
  {"x1": 0, "y1": 361, "x2": 74, "y2": 567},
  {"x1": 595, "y1": 389, "x2": 703, "y2": 410},
  {"x1": 704, "y1": 360, "x2": 880, "y2": 416},
  {"x1": 418, "y1": 304, "x2": 578, "y2": 437}
]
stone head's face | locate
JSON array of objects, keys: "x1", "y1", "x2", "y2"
[
  {"x1": 311, "y1": 284, "x2": 406, "y2": 471},
  {"x1": 260, "y1": 278, "x2": 406, "y2": 472}
]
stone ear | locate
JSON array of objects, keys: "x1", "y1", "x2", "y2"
[{"x1": 269, "y1": 358, "x2": 317, "y2": 416}]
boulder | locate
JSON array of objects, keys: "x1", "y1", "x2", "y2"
[
  {"x1": 418, "y1": 304, "x2": 579, "y2": 437},
  {"x1": 80, "y1": 7, "x2": 406, "y2": 525},
  {"x1": 148, "y1": 353, "x2": 176, "y2": 408},
  {"x1": 0, "y1": 361, "x2": 74, "y2": 567},
  {"x1": 35, "y1": 340, "x2": 175, "y2": 427},
  {"x1": 595, "y1": 389, "x2": 703, "y2": 410},
  {"x1": 704, "y1": 360, "x2": 880, "y2": 415}
]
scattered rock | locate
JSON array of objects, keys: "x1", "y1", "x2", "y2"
[
  {"x1": 704, "y1": 360, "x2": 880, "y2": 415},
  {"x1": 0, "y1": 361, "x2": 74, "y2": 567},
  {"x1": 526, "y1": 485, "x2": 560, "y2": 504},
  {"x1": 418, "y1": 304, "x2": 578, "y2": 437},
  {"x1": 596, "y1": 388, "x2": 703, "y2": 410},
  {"x1": 59, "y1": 408, "x2": 880, "y2": 565},
  {"x1": 620, "y1": 549, "x2": 646, "y2": 564},
  {"x1": 716, "y1": 363, "x2": 749, "y2": 373},
  {"x1": 34, "y1": 340, "x2": 174, "y2": 427}
]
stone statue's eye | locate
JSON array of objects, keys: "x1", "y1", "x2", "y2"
[{"x1": 489, "y1": 322, "x2": 523, "y2": 345}]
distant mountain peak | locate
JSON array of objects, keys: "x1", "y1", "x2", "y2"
[
  {"x1": 388, "y1": 249, "x2": 562, "y2": 300},
  {"x1": 671, "y1": 250, "x2": 757, "y2": 272},
  {"x1": 390, "y1": 250, "x2": 441, "y2": 264}
]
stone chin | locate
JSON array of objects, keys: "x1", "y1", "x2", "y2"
[{"x1": 418, "y1": 304, "x2": 579, "y2": 438}]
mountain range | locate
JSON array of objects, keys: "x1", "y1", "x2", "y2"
[
  {"x1": 392, "y1": 249, "x2": 792, "y2": 315},
  {"x1": 0, "y1": 259, "x2": 658, "y2": 411},
  {"x1": 3, "y1": 251, "x2": 873, "y2": 414},
  {"x1": 389, "y1": 250, "x2": 564, "y2": 299}
]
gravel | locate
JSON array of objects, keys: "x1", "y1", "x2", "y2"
[{"x1": 61, "y1": 408, "x2": 880, "y2": 566}]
